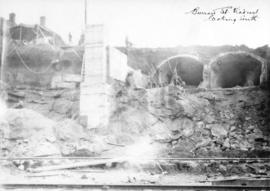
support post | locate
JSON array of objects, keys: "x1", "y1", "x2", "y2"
[
  {"x1": 80, "y1": 24, "x2": 109, "y2": 129},
  {"x1": 0, "y1": 18, "x2": 7, "y2": 87}
]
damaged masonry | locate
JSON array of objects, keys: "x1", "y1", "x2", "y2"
[{"x1": 0, "y1": 2, "x2": 270, "y2": 190}]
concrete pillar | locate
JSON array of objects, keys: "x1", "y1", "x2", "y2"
[{"x1": 80, "y1": 24, "x2": 110, "y2": 129}]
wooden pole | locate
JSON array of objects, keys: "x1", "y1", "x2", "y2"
[
  {"x1": 19, "y1": 25, "x2": 22, "y2": 41},
  {"x1": 0, "y1": 18, "x2": 6, "y2": 87},
  {"x1": 85, "y1": 0, "x2": 87, "y2": 27}
]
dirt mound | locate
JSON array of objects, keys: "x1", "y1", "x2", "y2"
[
  {"x1": 2, "y1": 84, "x2": 269, "y2": 160},
  {"x1": 0, "y1": 108, "x2": 101, "y2": 157},
  {"x1": 53, "y1": 119, "x2": 103, "y2": 156},
  {"x1": 0, "y1": 108, "x2": 59, "y2": 157}
]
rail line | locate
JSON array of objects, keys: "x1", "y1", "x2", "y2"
[
  {"x1": 1, "y1": 157, "x2": 270, "y2": 190},
  {"x1": 0, "y1": 157, "x2": 270, "y2": 161},
  {"x1": 1, "y1": 183, "x2": 270, "y2": 190}
]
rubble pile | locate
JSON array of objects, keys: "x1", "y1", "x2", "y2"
[
  {"x1": 0, "y1": 84, "x2": 269, "y2": 173},
  {"x1": 53, "y1": 119, "x2": 107, "y2": 156},
  {"x1": 107, "y1": 85, "x2": 270, "y2": 158},
  {"x1": 50, "y1": 88, "x2": 79, "y2": 119},
  {"x1": 0, "y1": 84, "x2": 269, "y2": 178},
  {"x1": 0, "y1": 108, "x2": 94, "y2": 158},
  {"x1": 156, "y1": 160, "x2": 270, "y2": 177},
  {"x1": 2, "y1": 84, "x2": 269, "y2": 160},
  {"x1": 6, "y1": 88, "x2": 79, "y2": 120},
  {"x1": 0, "y1": 108, "x2": 60, "y2": 158}
]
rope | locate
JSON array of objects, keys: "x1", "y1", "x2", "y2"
[
  {"x1": 38, "y1": 26, "x2": 56, "y2": 51},
  {"x1": 71, "y1": 48, "x2": 82, "y2": 60},
  {"x1": 14, "y1": 46, "x2": 56, "y2": 74},
  {"x1": 4, "y1": 28, "x2": 62, "y2": 74}
]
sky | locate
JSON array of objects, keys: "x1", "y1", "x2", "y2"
[
  {"x1": 0, "y1": 0, "x2": 85, "y2": 44},
  {"x1": 0, "y1": 0, "x2": 270, "y2": 48}
]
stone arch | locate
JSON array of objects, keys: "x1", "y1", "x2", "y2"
[
  {"x1": 152, "y1": 55, "x2": 204, "y2": 87},
  {"x1": 206, "y1": 52, "x2": 267, "y2": 88}
]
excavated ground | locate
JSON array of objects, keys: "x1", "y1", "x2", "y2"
[{"x1": 0, "y1": 84, "x2": 270, "y2": 184}]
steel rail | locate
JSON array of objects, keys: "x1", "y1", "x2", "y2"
[
  {"x1": 0, "y1": 157, "x2": 270, "y2": 161},
  {"x1": 1, "y1": 183, "x2": 270, "y2": 190}
]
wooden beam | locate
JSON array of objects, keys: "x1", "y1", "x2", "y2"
[{"x1": 31, "y1": 158, "x2": 126, "y2": 173}]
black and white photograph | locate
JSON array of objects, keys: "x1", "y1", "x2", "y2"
[{"x1": 0, "y1": 0, "x2": 270, "y2": 190}]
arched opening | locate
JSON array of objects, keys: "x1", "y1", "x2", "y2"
[
  {"x1": 208, "y1": 52, "x2": 264, "y2": 88},
  {"x1": 153, "y1": 55, "x2": 204, "y2": 87}
]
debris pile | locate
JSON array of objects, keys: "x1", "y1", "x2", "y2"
[
  {"x1": 0, "y1": 108, "x2": 95, "y2": 158},
  {"x1": 107, "y1": 85, "x2": 270, "y2": 158},
  {"x1": 2, "y1": 83, "x2": 269, "y2": 162},
  {"x1": 53, "y1": 119, "x2": 106, "y2": 156},
  {"x1": 0, "y1": 108, "x2": 59, "y2": 158},
  {"x1": 6, "y1": 88, "x2": 80, "y2": 120}
]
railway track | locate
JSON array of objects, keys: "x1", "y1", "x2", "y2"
[
  {"x1": 1, "y1": 183, "x2": 270, "y2": 190},
  {"x1": 1, "y1": 157, "x2": 270, "y2": 190},
  {"x1": 1, "y1": 157, "x2": 270, "y2": 161}
]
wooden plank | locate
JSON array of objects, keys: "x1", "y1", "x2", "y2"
[
  {"x1": 31, "y1": 158, "x2": 125, "y2": 173},
  {"x1": 27, "y1": 169, "x2": 104, "y2": 177}
]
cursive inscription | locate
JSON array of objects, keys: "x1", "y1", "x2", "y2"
[{"x1": 186, "y1": 6, "x2": 259, "y2": 24}]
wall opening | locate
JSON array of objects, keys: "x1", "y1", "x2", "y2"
[
  {"x1": 153, "y1": 55, "x2": 204, "y2": 87},
  {"x1": 208, "y1": 52, "x2": 264, "y2": 88}
]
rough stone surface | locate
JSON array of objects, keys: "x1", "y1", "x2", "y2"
[
  {"x1": 210, "y1": 124, "x2": 228, "y2": 138},
  {"x1": 108, "y1": 85, "x2": 270, "y2": 158},
  {"x1": 2, "y1": 85, "x2": 270, "y2": 159},
  {"x1": 53, "y1": 119, "x2": 103, "y2": 156},
  {"x1": 0, "y1": 108, "x2": 60, "y2": 157}
]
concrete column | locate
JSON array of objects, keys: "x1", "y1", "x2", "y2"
[{"x1": 80, "y1": 24, "x2": 110, "y2": 129}]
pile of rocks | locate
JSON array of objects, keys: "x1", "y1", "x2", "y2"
[
  {"x1": 0, "y1": 108, "x2": 99, "y2": 158},
  {"x1": 0, "y1": 108, "x2": 59, "y2": 158},
  {"x1": 109, "y1": 86, "x2": 270, "y2": 158},
  {"x1": 1, "y1": 83, "x2": 269, "y2": 175}
]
